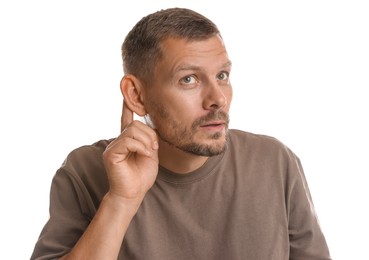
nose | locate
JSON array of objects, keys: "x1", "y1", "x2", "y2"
[{"x1": 202, "y1": 80, "x2": 228, "y2": 111}]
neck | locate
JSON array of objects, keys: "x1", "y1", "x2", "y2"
[{"x1": 158, "y1": 139, "x2": 208, "y2": 174}]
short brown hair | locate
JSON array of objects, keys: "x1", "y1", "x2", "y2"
[{"x1": 121, "y1": 8, "x2": 220, "y2": 84}]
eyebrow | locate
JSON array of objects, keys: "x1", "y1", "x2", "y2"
[{"x1": 174, "y1": 60, "x2": 232, "y2": 73}]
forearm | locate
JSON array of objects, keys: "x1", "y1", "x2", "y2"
[{"x1": 60, "y1": 193, "x2": 142, "y2": 260}]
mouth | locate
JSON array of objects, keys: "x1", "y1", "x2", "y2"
[
  {"x1": 200, "y1": 121, "x2": 226, "y2": 130},
  {"x1": 193, "y1": 111, "x2": 230, "y2": 133}
]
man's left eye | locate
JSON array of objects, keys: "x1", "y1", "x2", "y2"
[{"x1": 217, "y1": 72, "x2": 229, "y2": 80}]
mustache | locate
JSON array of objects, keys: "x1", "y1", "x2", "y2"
[{"x1": 192, "y1": 111, "x2": 230, "y2": 130}]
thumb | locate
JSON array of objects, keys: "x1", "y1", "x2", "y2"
[{"x1": 121, "y1": 100, "x2": 133, "y2": 132}]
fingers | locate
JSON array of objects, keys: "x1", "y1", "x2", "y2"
[
  {"x1": 106, "y1": 119, "x2": 159, "y2": 161},
  {"x1": 114, "y1": 122, "x2": 158, "y2": 154},
  {"x1": 106, "y1": 136, "x2": 154, "y2": 161},
  {"x1": 121, "y1": 100, "x2": 133, "y2": 132},
  {"x1": 110, "y1": 99, "x2": 158, "y2": 166}
]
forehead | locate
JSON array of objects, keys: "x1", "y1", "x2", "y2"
[{"x1": 158, "y1": 35, "x2": 231, "y2": 74}]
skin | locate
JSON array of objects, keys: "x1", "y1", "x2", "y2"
[
  {"x1": 143, "y1": 35, "x2": 233, "y2": 173},
  {"x1": 60, "y1": 35, "x2": 232, "y2": 259}
]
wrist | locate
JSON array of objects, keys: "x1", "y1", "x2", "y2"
[{"x1": 103, "y1": 192, "x2": 143, "y2": 217}]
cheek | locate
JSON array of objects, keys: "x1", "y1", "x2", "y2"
[
  {"x1": 224, "y1": 86, "x2": 233, "y2": 109},
  {"x1": 165, "y1": 92, "x2": 199, "y2": 112}
]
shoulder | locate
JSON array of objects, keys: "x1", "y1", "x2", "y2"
[
  {"x1": 228, "y1": 129, "x2": 290, "y2": 152},
  {"x1": 227, "y1": 129, "x2": 304, "y2": 186},
  {"x1": 54, "y1": 139, "x2": 114, "y2": 190},
  {"x1": 62, "y1": 139, "x2": 113, "y2": 169},
  {"x1": 227, "y1": 129, "x2": 300, "y2": 168}
]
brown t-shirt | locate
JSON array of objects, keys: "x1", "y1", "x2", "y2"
[{"x1": 31, "y1": 129, "x2": 331, "y2": 259}]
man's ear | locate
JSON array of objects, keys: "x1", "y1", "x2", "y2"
[{"x1": 120, "y1": 75, "x2": 146, "y2": 117}]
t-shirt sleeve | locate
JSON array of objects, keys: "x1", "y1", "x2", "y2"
[
  {"x1": 30, "y1": 168, "x2": 93, "y2": 260},
  {"x1": 287, "y1": 152, "x2": 331, "y2": 259}
]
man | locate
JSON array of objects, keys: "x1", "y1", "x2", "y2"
[{"x1": 31, "y1": 7, "x2": 331, "y2": 260}]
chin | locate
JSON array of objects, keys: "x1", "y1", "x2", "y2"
[
  {"x1": 181, "y1": 142, "x2": 227, "y2": 157},
  {"x1": 179, "y1": 134, "x2": 229, "y2": 157}
]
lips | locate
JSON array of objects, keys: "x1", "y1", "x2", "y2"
[
  {"x1": 192, "y1": 111, "x2": 229, "y2": 130},
  {"x1": 200, "y1": 121, "x2": 225, "y2": 127}
]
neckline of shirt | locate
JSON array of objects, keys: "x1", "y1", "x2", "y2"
[{"x1": 157, "y1": 151, "x2": 226, "y2": 185}]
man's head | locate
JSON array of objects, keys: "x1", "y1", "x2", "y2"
[
  {"x1": 120, "y1": 8, "x2": 232, "y2": 158},
  {"x1": 122, "y1": 8, "x2": 220, "y2": 85}
]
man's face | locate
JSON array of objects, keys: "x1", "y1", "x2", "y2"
[{"x1": 144, "y1": 35, "x2": 233, "y2": 156}]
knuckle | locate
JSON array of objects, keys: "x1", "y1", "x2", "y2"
[
  {"x1": 102, "y1": 149, "x2": 111, "y2": 161},
  {"x1": 148, "y1": 129, "x2": 158, "y2": 139}
]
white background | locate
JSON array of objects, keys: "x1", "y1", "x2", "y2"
[{"x1": 0, "y1": 1, "x2": 368, "y2": 259}]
